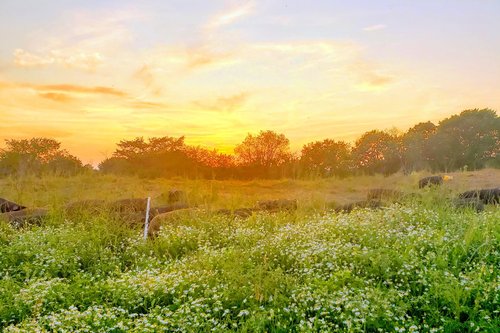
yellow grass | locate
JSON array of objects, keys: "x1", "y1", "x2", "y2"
[{"x1": 1, "y1": 169, "x2": 498, "y2": 211}]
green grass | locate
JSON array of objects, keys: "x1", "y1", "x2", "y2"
[{"x1": 0, "y1": 174, "x2": 499, "y2": 332}]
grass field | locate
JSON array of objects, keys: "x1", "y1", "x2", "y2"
[{"x1": 0, "y1": 170, "x2": 499, "y2": 332}]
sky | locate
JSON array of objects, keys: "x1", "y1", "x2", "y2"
[{"x1": 0, "y1": 0, "x2": 499, "y2": 164}]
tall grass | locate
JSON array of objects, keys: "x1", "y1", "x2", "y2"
[{"x1": 0, "y1": 174, "x2": 498, "y2": 332}]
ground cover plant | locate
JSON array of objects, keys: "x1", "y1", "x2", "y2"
[{"x1": 0, "y1": 172, "x2": 499, "y2": 332}]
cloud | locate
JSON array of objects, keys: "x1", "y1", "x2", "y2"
[
  {"x1": 133, "y1": 2, "x2": 252, "y2": 77},
  {"x1": 37, "y1": 84, "x2": 126, "y2": 96},
  {"x1": 0, "y1": 81, "x2": 14, "y2": 90},
  {"x1": 0, "y1": 80, "x2": 127, "y2": 97},
  {"x1": 244, "y1": 41, "x2": 395, "y2": 90},
  {"x1": 133, "y1": 64, "x2": 154, "y2": 86},
  {"x1": 185, "y1": 48, "x2": 221, "y2": 69},
  {"x1": 207, "y1": 2, "x2": 255, "y2": 29},
  {"x1": 350, "y1": 60, "x2": 394, "y2": 90},
  {"x1": 38, "y1": 92, "x2": 74, "y2": 103},
  {"x1": 363, "y1": 74, "x2": 393, "y2": 87},
  {"x1": 194, "y1": 92, "x2": 250, "y2": 113},
  {"x1": 129, "y1": 100, "x2": 170, "y2": 110},
  {"x1": 0, "y1": 125, "x2": 74, "y2": 139},
  {"x1": 143, "y1": 44, "x2": 237, "y2": 75},
  {"x1": 182, "y1": 46, "x2": 235, "y2": 71},
  {"x1": 11, "y1": 8, "x2": 145, "y2": 72},
  {"x1": 14, "y1": 49, "x2": 103, "y2": 71},
  {"x1": 363, "y1": 24, "x2": 386, "y2": 32}
]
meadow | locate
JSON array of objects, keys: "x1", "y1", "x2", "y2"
[{"x1": 0, "y1": 170, "x2": 499, "y2": 332}]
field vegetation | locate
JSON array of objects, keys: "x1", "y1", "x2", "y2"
[{"x1": 0, "y1": 170, "x2": 499, "y2": 332}]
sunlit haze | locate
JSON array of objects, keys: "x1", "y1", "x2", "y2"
[{"x1": 1, "y1": 0, "x2": 499, "y2": 164}]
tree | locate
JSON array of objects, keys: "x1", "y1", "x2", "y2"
[
  {"x1": 352, "y1": 130, "x2": 402, "y2": 175},
  {"x1": 47, "y1": 152, "x2": 84, "y2": 176},
  {"x1": 185, "y1": 146, "x2": 236, "y2": 179},
  {"x1": 3, "y1": 137, "x2": 62, "y2": 162},
  {"x1": 401, "y1": 121, "x2": 437, "y2": 173},
  {"x1": 113, "y1": 136, "x2": 186, "y2": 159},
  {"x1": 300, "y1": 139, "x2": 351, "y2": 177},
  {"x1": 234, "y1": 130, "x2": 291, "y2": 178},
  {"x1": 427, "y1": 109, "x2": 499, "y2": 171},
  {"x1": 0, "y1": 137, "x2": 83, "y2": 176},
  {"x1": 108, "y1": 135, "x2": 197, "y2": 178},
  {"x1": 98, "y1": 157, "x2": 132, "y2": 175}
]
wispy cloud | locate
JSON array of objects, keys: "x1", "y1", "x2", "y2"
[
  {"x1": 133, "y1": 64, "x2": 154, "y2": 86},
  {"x1": 128, "y1": 100, "x2": 170, "y2": 110},
  {"x1": 38, "y1": 84, "x2": 126, "y2": 96},
  {"x1": 244, "y1": 40, "x2": 395, "y2": 90},
  {"x1": 38, "y1": 92, "x2": 74, "y2": 103},
  {"x1": 0, "y1": 80, "x2": 127, "y2": 97},
  {"x1": 132, "y1": 2, "x2": 253, "y2": 79},
  {"x1": 363, "y1": 24, "x2": 386, "y2": 32},
  {"x1": 207, "y1": 2, "x2": 255, "y2": 29},
  {"x1": 181, "y1": 46, "x2": 236, "y2": 71},
  {"x1": 141, "y1": 44, "x2": 237, "y2": 77},
  {"x1": 14, "y1": 49, "x2": 103, "y2": 71},
  {"x1": 11, "y1": 8, "x2": 145, "y2": 72},
  {"x1": 194, "y1": 92, "x2": 250, "y2": 113},
  {"x1": 0, "y1": 125, "x2": 74, "y2": 139},
  {"x1": 350, "y1": 60, "x2": 394, "y2": 90}
]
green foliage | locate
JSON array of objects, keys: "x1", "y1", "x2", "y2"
[
  {"x1": 235, "y1": 130, "x2": 292, "y2": 178},
  {"x1": 401, "y1": 121, "x2": 437, "y2": 173},
  {"x1": 428, "y1": 109, "x2": 500, "y2": 172},
  {"x1": 100, "y1": 136, "x2": 236, "y2": 179},
  {"x1": 0, "y1": 138, "x2": 84, "y2": 177},
  {"x1": 1, "y1": 109, "x2": 499, "y2": 179},
  {"x1": 0, "y1": 194, "x2": 498, "y2": 332},
  {"x1": 352, "y1": 130, "x2": 402, "y2": 175},
  {"x1": 300, "y1": 139, "x2": 351, "y2": 178}
]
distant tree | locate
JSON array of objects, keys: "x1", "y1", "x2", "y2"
[
  {"x1": 46, "y1": 152, "x2": 84, "y2": 176},
  {"x1": 427, "y1": 109, "x2": 499, "y2": 171},
  {"x1": 0, "y1": 137, "x2": 83, "y2": 176},
  {"x1": 234, "y1": 130, "x2": 291, "y2": 178},
  {"x1": 184, "y1": 146, "x2": 236, "y2": 179},
  {"x1": 235, "y1": 131, "x2": 291, "y2": 167},
  {"x1": 0, "y1": 151, "x2": 40, "y2": 176},
  {"x1": 107, "y1": 135, "x2": 198, "y2": 178},
  {"x1": 186, "y1": 146, "x2": 235, "y2": 168},
  {"x1": 112, "y1": 137, "x2": 149, "y2": 160},
  {"x1": 300, "y1": 139, "x2": 351, "y2": 177},
  {"x1": 98, "y1": 157, "x2": 132, "y2": 175},
  {"x1": 401, "y1": 121, "x2": 437, "y2": 173},
  {"x1": 352, "y1": 130, "x2": 402, "y2": 175},
  {"x1": 3, "y1": 137, "x2": 62, "y2": 162},
  {"x1": 113, "y1": 136, "x2": 186, "y2": 159}
]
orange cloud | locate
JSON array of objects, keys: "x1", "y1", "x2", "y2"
[
  {"x1": 0, "y1": 125, "x2": 74, "y2": 139},
  {"x1": 133, "y1": 65, "x2": 154, "y2": 86},
  {"x1": 129, "y1": 100, "x2": 170, "y2": 110},
  {"x1": 350, "y1": 60, "x2": 394, "y2": 90},
  {"x1": 0, "y1": 80, "x2": 126, "y2": 97},
  {"x1": 37, "y1": 84, "x2": 126, "y2": 96},
  {"x1": 0, "y1": 81, "x2": 14, "y2": 90},
  {"x1": 38, "y1": 92, "x2": 74, "y2": 103},
  {"x1": 186, "y1": 49, "x2": 220, "y2": 70},
  {"x1": 194, "y1": 92, "x2": 250, "y2": 113},
  {"x1": 164, "y1": 46, "x2": 234, "y2": 71}
]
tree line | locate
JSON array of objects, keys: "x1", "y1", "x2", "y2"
[{"x1": 1, "y1": 109, "x2": 498, "y2": 179}]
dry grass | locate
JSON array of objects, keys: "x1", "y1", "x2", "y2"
[{"x1": 0, "y1": 169, "x2": 498, "y2": 212}]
